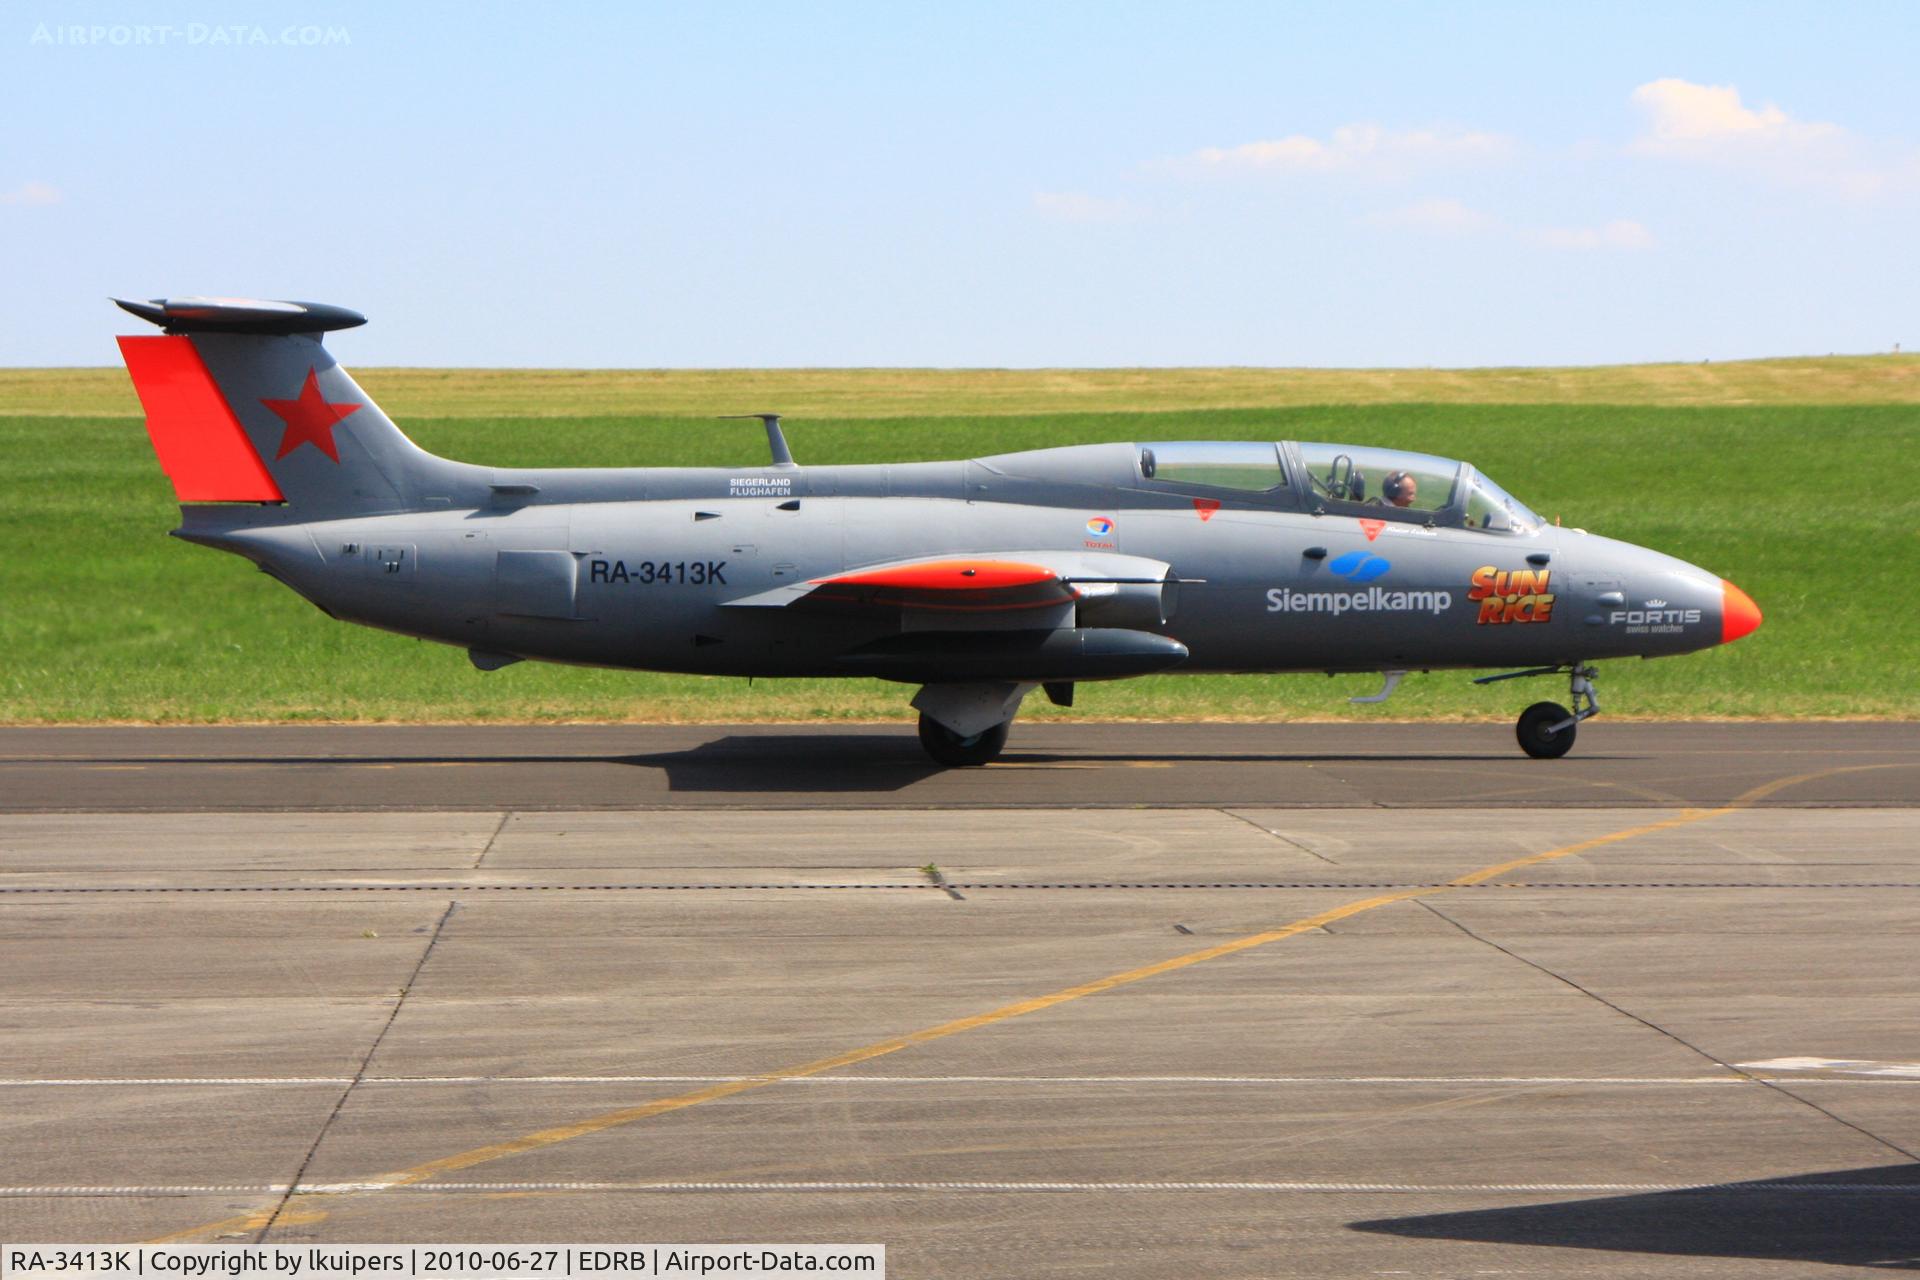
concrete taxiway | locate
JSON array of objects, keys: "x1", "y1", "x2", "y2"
[
  {"x1": 0, "y1": 724, "x2": 1915, "y2": 1276},
  {"x1": 1, "y1": 721, "x2": 1914, "y2": 810}
]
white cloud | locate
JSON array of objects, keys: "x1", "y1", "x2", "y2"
[
  {"x1": 1032, "y1": 191, "x2": 1139, "y2": 224},
  {"x1": 1630, "y1": 79, "x2": 1841, "y2": 149},
  {"x1": 1627, "y1": 78, "x2": 1912, "y2": 199},
  {"x1": 1178, "y1": 123, "x2": 1512, "y2": 176},
  {"x1": 0, "y1": 181, "x2": 61, "y2": 206},
  {"x1": 1366, "y1": 197, "x2": 1496, "y2": 234},
  {"x1": 1366, "y1": 200, "x2": 1653, "y2": 251},
  {"x1": 1531, "y1": 220, "x2": 1655, "y2": 251}
]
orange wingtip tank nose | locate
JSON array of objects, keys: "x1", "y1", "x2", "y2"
[{"x1": 1720, "y1": 579, "x2": 1762, "y2": 644}]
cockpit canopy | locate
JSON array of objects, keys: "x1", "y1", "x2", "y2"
[{"x1": 1136, "y1": 440, "x2": 1542, "y2": 535}]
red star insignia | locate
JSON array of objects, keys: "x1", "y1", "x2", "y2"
[{"x1": 262, "y1": 368, "x2": 361, "y2": 463}]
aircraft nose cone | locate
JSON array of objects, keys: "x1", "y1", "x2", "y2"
[{"x1": 1720, "y1": 579, "x2": 1763, "y2": 644}]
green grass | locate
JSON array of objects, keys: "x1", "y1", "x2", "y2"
[{"x1": 4, "y1": 400, "x2": 1915, "y2": 723}]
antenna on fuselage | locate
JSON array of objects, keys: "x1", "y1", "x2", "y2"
[{"x1": 721, "y1": 413, "x2": 795, "y2": 468}]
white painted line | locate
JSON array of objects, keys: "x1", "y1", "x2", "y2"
[
  {"x1": 0, "y1": 1079, "x2": 355, "y2": 1086},
  {"x1": 0, "y1": 1186, "x2": 290, "y2": 1196},
  {"x1": 1739, "y1": 1057, "x2": 1920, "y2": 1078},
  {"x1": 3, "y1": 1073, "x2": 1916, "y2": 1087},
  {"x1": 4, "y1": 1181, "x2": 1918, "y2": 1197}
]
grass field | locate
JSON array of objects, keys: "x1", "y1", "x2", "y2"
[
  {"x1": 3, "y1": 362, "x2": 1917, "y2": 723},
  {"x1": 5, "y1": 353, "x2": 1918, "y2": 418}
]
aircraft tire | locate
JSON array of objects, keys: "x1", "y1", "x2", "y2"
[
  {"x1": 917, "y1": 713, "x2": 1011, "y2": 767},
  {"x1": 1516, "y1": 701, "x2": 1576, "y2": 759}
]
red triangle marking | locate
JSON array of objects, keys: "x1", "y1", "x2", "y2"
[
  {"x1": 1193, "y1": 498, "x2": 1221, "y2": 522},
  {"x1": 1358, "y1": 518, "x2": 1385, "y2": 541}
]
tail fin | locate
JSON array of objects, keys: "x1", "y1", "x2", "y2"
[{"x1": 115, "y1": 296, "x2": 441, "y2": 513}]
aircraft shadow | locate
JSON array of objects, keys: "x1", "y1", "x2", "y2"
[
  {"x1": 1348, "y1": 1162, "x2": 1920, "y2": 1269},
  {"x1": 44, "y1": 734, "x2": 947, "y2": 794},
  {"x1": 36, "y1": 735, "x2": 1634, "y2": 796},
  {"x1": 614, "y1": 733, "x2": 946, "y2": 792},
  {"x1": 616, "y1": 739, "x2": 1573, "y2": 789}
]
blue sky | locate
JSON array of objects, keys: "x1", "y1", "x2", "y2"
[{"x1": 6, "y1": 1, "x2": 1917, "y2": 366}]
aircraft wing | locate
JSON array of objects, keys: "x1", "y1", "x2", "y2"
[
  {"x1": 726, "y1": 551, "x2": 1192, "y2": 683},
  {"x1": 724, "y1": 550, "x2": 1178, "y2": 618}
]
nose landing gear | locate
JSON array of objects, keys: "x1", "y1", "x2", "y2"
[{"x1": 1475, "y1": 663, "x2": 1600, "y2": 759}]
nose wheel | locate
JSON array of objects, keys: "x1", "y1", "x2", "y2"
[
  {"x1": 1517, "y1": 701, "x2": 1577, "y2": 758},
  {"x1": 1477, "y1": 663, "x2": 1600, "y2": 759}
]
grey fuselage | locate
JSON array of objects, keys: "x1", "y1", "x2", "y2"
[{"x1": 179, "y1": 440, "x2": 1734, "y2": 681}]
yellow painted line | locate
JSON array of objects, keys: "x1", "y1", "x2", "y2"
[
  {"x1": 148, "y1": 1208, "x2": 326, "y2": 1243},
  {"x1": 1726, "y1": 761, "x2": 1913, "y2": 805},
  {"x1": 1444, "y1": 809, "x2": 1726, "y2": 886},
  {"x1": 146, "y1": 766, "x2": 1867, "y2": 1242}
]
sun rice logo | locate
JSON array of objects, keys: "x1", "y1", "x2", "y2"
[
  {"x1": 1469, "y1": 565, "x2": 1555, "y2": 625},
  {"x1": 1328, "y1": 550, "x2": 1390, "y2": 582}
]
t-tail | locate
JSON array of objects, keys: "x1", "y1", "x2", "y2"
[{"x1": 114, "y1": 296, "x2": 449, "y2": 516}]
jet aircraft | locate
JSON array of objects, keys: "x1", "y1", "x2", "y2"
[{"x1": 114, "y1": 296, "x2": 1762, "y2": 765}]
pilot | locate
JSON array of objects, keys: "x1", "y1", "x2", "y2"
[{"x1": 1383, "y1": 470, "x2": 1418, "y2": 508}]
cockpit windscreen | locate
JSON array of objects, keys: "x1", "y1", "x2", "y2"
[
  {"x1": 1296, "y1": 442, "x2": 1457, "y2": 514},
  {"x1": 1138, "y1": 441, "x2": 1287, "y2": 492},
  {"x1": 1464, "y1": 470, "x2": 1542, "y2": 534}
]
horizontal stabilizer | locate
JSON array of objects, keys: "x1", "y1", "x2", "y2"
[{"x1": 114, "y1": 296, "x2": 367, "y2": 336}]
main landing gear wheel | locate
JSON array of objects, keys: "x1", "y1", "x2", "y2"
[
  {"x1": 917, "y1": 713, "x2": 1010, "y2": 767},
  {"x1": 1516, "y1": 701, "x2": 1576, "y2": 759}
]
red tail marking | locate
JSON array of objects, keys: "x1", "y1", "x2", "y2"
[{"x1": 117, "y1": 336, "x2": 284, "y2": 503}]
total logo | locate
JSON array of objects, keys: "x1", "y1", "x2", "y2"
[
  {"x1": 1468, "y1": 565, "x2": 1555, "y2": 625},
  {"x1": 1083, "y1": 515, "x2": 1116, "y2": 549}
]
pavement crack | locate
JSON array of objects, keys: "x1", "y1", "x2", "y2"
[
  {"x1": 255, "y1": 898, "x2": 461, "y2": 1240},
  {"x1": 1415, "y1": 898, "x2": 1920, "y2": 1163},
  {"x1": 1220, "y1": 809, "x2": 1341, "y2": 865},
  {"x1": 471, "y1": 811, "x2": 512, "y2": 870}
]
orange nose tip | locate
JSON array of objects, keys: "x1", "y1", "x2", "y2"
[{"x1": 1720, "y1": 579, "x2": 1762, "y2": 644}]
